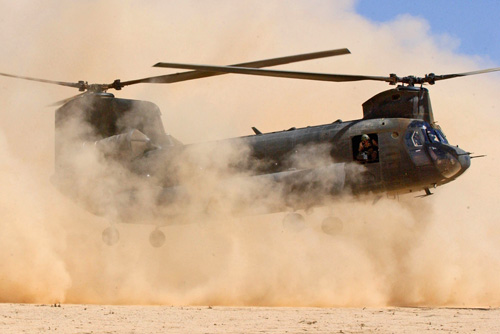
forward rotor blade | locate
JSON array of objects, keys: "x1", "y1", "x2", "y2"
[
  {"x1": 427, "y1": 67, "x2": 500, "y2": 82},
  {"x1": 152, "y1": 63, "x2": 393, "y2": 83},
  {"x1": 0, "y1": 72, "x2": 84, "y2": 89},
  {"x1": 119, "y1": 48, "x2": 351, "y2": 87}
]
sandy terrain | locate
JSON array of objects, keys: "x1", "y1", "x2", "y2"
[{"x1": 1, "y1": 304, "x2": 499, "y2": 334}]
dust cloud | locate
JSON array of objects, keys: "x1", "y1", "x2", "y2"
[{"x1": 0, "y1": 0, "x2": 499, "y2": 307}]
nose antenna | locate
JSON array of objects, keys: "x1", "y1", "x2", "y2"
[{"x1": 458, "y1": 152, "x2": 486, "y2": 159}]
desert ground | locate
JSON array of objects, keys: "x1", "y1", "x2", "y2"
[{"x1": 1, "y1": 304, "x2": 499, "y2": 333}]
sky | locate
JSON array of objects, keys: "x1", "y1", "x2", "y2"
[
  {"x1": 0, "y1": 1, "x2": 499, "y2": 307},
  {"x1": 356, "y1": 0, "x2": 500, "y2": 66}
]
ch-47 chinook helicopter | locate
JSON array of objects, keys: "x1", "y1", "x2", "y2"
[{"x1": 1, "y1": 48, "x2": 498, "y2": 247}]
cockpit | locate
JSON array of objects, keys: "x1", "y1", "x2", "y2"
[
  {"x1": 406, "y1": 121, "x2": 449, "y2": 147},
  {"x1": 405, "y1": 120, "x2": 470, "y2": 180}
]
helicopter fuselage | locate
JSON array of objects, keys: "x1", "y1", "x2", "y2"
[{"x1": 51, "y1": 86, "x2": 471, "y2": 217}]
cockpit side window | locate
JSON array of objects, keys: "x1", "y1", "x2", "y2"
[
  {"x1": 412, "y1": 131, "x2": 423, "y2": 146},
  {"x1": 405, "y1": 129, "x2": 424, "y2": 147},
  {"x1": 353, "y1": 133, "x2": 379, "y2": 163}
]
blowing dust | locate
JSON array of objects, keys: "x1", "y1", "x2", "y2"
[{"x1": 0, "y1": 0, "x2": 499, "y2": 307}]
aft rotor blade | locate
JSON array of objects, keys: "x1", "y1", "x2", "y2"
[
  {"x1": 48, "y1": 92, "x2": 89, "y2": 107},
  {"x1": 0, "y1": 72, "x2": 84, "y2": 89},
  {"x1": 152, "y1": 63, "x2": 393, "y2": 83},
  {"x1": 119, "y1": 48, "x2": 351, "y2": 87}
]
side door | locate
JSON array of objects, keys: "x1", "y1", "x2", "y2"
[{"x1": 378, "y1": 131, "x2": 404, "y2": 190}]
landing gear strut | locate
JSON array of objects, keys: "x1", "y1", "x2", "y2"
[{"x1": 102, "y1": 226, "x2": 120, "y2": 246}]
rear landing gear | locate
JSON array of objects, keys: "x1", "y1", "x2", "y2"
[
  {"x1": 101, "y1": 226, "x2": 166, "y2": 247},
  {"x1": 149, "y1": 228, "x2": 166, "y2": 248},
  {"x1": 102, "y1": 226, "x2": 120, "y2": 246}
]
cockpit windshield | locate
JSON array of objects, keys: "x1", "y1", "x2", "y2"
[
  {"x1": 435, "y1": 129, "x2": 449, "y2": 144},
  {"x1": 425, "y1": 128, "x2": 440, "y2": 143},
  {"x1": 425, "y1": 127, "x2": 449, "y2": 144},
  {"x1": 406, "y1": 121, "x2": 449, "y2": 148}
]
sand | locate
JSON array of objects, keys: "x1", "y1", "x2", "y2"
[{"x1": 1, "y1": 304, "x2": 499, "y2": 333}]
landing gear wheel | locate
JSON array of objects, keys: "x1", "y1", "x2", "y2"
[
  {"x1": 102, "y1": 227, "x2": 120, "y2": 246},
  {"x1": 321, "y1": 216, "x2": 343, "y2": 236},
  {"x1": 282, "y1": 212, "x2": 306, "y2": 232},
  {"x1": 149, "y1": 229, "x2": 166, "y2": 248}
]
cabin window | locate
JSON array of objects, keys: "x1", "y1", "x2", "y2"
[{"x1": 352, "y1": 133, "x2": 379, "y2": 163}]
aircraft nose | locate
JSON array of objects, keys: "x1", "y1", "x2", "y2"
[
  {"x1": 428, "y1": 144, "x2": 471, "y2": 179},
  {"x1": 458, "y1": 152, "x2": 471, "y2": 172}
]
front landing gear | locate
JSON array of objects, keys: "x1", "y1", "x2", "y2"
[
  {"x1": 321, "y1": 216, "x2": 343, "y2": 236},
  {"x1": 282, "y1": 212, "x2": 306, "y2": 231},
  {"x1": 149, "y1": 228, "x2": 166, "y2": 248},
  {"x1": 102, "y1": 226, "x2": 120, "y2": 246}
]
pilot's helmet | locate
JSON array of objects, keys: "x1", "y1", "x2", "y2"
[{"x1": 361, "y1": 134, "x2": 370, "y2": 141}]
